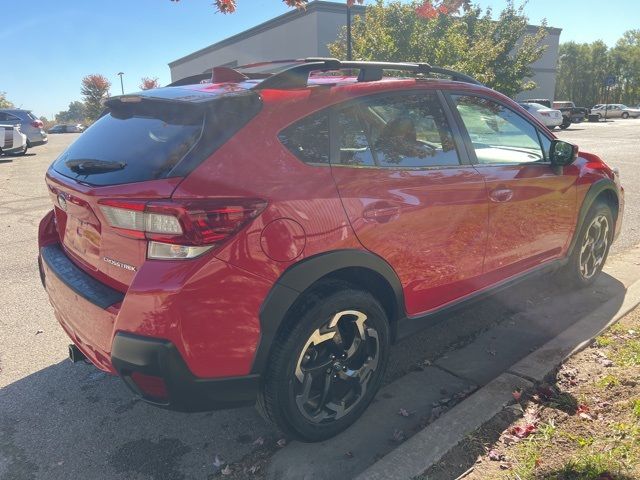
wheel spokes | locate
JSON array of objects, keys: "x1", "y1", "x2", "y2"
[
  {"x1": 579, "y1": 214, "x2": 610, "y2": 279},
  {"x1": 294, "y1": 310, "x2": 380, "y2": 424}
]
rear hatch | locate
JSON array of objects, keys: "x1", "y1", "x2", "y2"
[{"x1": 46, "y1": 87, "x2": 262, "y2": 290}]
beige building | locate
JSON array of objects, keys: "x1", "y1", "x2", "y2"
[{"x1": 169, "y1": 1, "x2": 561, "y2": 101}]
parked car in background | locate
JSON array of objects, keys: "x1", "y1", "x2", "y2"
[
  {"x1": 0, "y1": 109, "x2": 48, "y2": 154},
  {"x1": 0, "y1": 124, "x2": 28, "y2": 156},
  {"x1": 553, "y1": 101, "x2": 588, "y2": 123},
  {"x1": 524, "y1": 99, "x2": 573, "y2": 129},
  {"x1": 519, "y1": 102, "x2": 563, "y2": 129},
  {"x1": 38, "y1": 58, "x2": 624, "y2": 442},
  {"x1": 621, "y1": 105, "x2": 640, "y2": 118},
  {"x1": 49, "y1": 124, "x2": 85, "y2": 134},
  {"x1": 591, "y1": 104, "x2": 640, "y2": 119}
]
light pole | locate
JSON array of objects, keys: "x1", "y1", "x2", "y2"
[
  {"x1": 346, "y1": 6, "x2": 352, "y2": 61},
  {"x1": 117, "y1": 72, "x2": 125, "y2": 95}
]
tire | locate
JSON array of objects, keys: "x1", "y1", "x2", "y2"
[
  {"x1": 621, "y1": 112, "x2": 629, "y2": 119},
  {"x1": 258, "y1": 281, "x2": 390, "y2": 442},
  {"x1": 558, "y1": 202, "x2": 613, "y2": 289},
  {"x1": 15, "y1": 144, "x2": 28, "y2": 156},
  {"x1": 559, "y1": 121, "x2": 571, "y2": 130}
]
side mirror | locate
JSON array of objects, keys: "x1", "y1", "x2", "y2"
[{"x1": 550, "y1": 139, "x2": 578, "y2": 167}]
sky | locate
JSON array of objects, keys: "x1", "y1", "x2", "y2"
[{"x1": 2, "y1": 0, "x2": 638, "y2": 118}]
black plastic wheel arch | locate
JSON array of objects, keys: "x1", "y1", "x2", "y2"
[{"x1": 251, "y1": 249, "x2": 405, "y2": 374}]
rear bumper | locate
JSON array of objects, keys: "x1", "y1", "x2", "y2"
[
  {"x1": 111, "y1": 333, "x2": 260, "y2": 411},
  {"x1": 39, "y1": 243, "x2": 262, "y2": 411},
  {"x1": 26, "y1": 131, "x2": 47, "y2": 146}
]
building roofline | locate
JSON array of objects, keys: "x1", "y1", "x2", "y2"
[
  {"x1": 168, "y1": 1, "x2": 561, "y2": 68},
  {"x1": 168, "y1": 1, "x2": 366, "y2": 68}
]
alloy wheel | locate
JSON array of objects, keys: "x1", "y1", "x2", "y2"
[
  {"x1": 293, "y1": 310, "x2": 380, "y2": 424},
  {"x1": 579, "y1": 214, "x2": 609, "y2": 280}
]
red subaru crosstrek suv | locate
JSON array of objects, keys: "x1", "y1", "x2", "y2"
[{"x1": 38, "y1": 59, "x2": 624, "y2": 441}]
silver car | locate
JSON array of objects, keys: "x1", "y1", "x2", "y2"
[
  {"x1": 0, "y1": 109, "x2": 48, "y2": 154},
  {"x1": 590, "y1": 104, "x2": 640, "y2": 119}
]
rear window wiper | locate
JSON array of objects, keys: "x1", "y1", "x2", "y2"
[{"x1": 65, "y1": 159, "x2": 126, "y2": 174}]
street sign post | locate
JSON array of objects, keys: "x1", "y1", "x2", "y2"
[{"x1": 603, "y1": 74, "x2": 616, "y2": 121}]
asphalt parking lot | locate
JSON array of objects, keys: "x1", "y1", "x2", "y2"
[
  {"x1": 0, "y1": 120, "x2": 638, "y2": 480},
  {"x1": 555, "y1": 118, "x2": 640, "y2": 253}
]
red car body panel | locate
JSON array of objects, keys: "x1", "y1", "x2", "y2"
[
  {"x1": 332, "y1": 165, "x2": 488, "y2": 314},
  {"x1": 37, "y1": 71, "x2": 624, "y2": 407}
]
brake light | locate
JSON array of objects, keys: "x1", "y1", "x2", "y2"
[
  {"x1": 98, "y1": 199, "x2": 267, "y2": 259},
  {"x1": 31, "y1": 120, "x2": 44, "y2": 128}
]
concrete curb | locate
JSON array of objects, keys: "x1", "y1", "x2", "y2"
[{"x1": 355, "y1": 277, "x2": 640, "y2": 480}]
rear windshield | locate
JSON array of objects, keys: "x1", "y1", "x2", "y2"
[{"x1": 52, "y1": 94, "x2": 261, "y2": 186}]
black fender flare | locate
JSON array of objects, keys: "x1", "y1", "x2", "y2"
[
  {"x1": 568, "y1": 178, "x2": 619, "y2": 256},
  {"x1": 251, "y1": 249, "x2": 405, "y2": 374}
]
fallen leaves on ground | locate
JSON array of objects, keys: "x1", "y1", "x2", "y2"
[{"x1": 391, "y1": 429, "x2": 405, "y2": 443}]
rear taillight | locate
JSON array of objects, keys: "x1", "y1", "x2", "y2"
[
  {"x1": 31, "y1": 120, "x2": 44, "y2": 129},
  {"x1": 98, "y1": 199, "x2": 267, "y2": 259}
]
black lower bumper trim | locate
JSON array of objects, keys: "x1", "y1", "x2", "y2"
[
  {"x1": 111, "y1": 332, "x2": 260, "y2": 412},
  {"x1": 40, "y1": 244, "x2": 124, "y2": 309}
]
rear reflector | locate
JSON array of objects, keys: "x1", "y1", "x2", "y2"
[
  {"x1": 98, "y1": 198, "x2": 267, "y2": 259},
  {"x1": 130, "y1": 372, "x2": 168, "y2": 400}
]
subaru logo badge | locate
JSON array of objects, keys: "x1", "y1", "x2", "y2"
[{"x1": 57, "y1": 193, "x2": 67, "y2": 211}]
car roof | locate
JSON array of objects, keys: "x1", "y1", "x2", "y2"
[{"x1": 161, "y1": 58, "x2": 485, "y2": 97}]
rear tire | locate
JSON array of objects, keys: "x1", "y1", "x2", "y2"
[
  {"x1": 258, "y1": 281, "x2": 390, "y2": 442},
  {"x1": 622, "y1": 112, "x2": 629, "y2": 119},
  {"x1": 558, "y1": 202, "x2": 613, "y2": 289}
]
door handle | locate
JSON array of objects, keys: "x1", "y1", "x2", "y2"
[
  {"x1": 489, "y1": 188, "x2": 514, "y2": 203},
  {"x1": 363, "y1": 204, "x2": 400, "y2": 223}
]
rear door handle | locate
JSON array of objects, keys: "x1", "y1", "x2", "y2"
[
  {"x1": 489, "y1": 188, "x2": 513, "y2": 203},
  {"x1": 363, "y1": 205, "x2": 400, "y2": 222}
]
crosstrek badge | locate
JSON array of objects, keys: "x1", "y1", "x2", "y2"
[{"x1": 103, "y1": 257, "x2": 137, "y2": 272}]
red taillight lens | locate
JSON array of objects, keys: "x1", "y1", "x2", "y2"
[
  {"x1": 130, "y1": 372, "x2": 168, "y2": 400},
  {"x1": 98, "y1": 198, "x2": 267, "y2": 259},
  {"x1": 31, "y1": 120, "x2": 44, "y2": 128}
]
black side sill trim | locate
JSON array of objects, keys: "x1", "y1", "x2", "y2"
[{"x1": 40, "y1": 244, "x2": 124, "y2": 309}]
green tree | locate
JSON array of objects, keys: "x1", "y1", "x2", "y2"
[
  {"x1": 0, "y1": 92, "x2": 14, "y2": 109},
  {"x1": 556, "y1": 30, "x2": 640, "y2": 107},
  {"x1": 328, "y1": 0, "x2": 547, "y2": 98},
  {"x1": 81, "y1": 74, "x2": 111, "y2": 122},
  {"x1": 56, "y1": 101, "x2": 87, "y2": 124}
]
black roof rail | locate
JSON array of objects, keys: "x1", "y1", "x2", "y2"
[{"x1": 253, "y1": 57, "x2": 483, "y2": 90}]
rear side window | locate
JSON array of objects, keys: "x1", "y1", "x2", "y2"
[
  {"x1": 335, "y1": 93, "x2": 460, "y2": 168},
  {"x1": 278, "y1": 112, "x2": 330, "y2": 165},
  {"x1": 52, "y1": 94, "x2": 261, "y2": 186}
]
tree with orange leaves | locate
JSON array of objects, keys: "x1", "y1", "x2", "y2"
[
  {"x1": 140, "y1": 77, "x2": 161, "y2": 90},
  {"x1": 81, "y1": 74, "x2": 111, "y2": 121}
]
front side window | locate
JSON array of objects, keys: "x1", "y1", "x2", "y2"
[
  {"x1": 453, "y1": 95, "x2": 545, "y2": 165},
  {"x1": 335, "y1": 92, "x2": 460, "y2": 168}
]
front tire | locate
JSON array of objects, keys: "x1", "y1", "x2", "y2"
[
  {"x1": 559, "y1": 202, "x2": 613, "y2": 288},
  {"x1": 258, "y1": 282, "x2": 390, "y2": 442},
  {"x1": 622, "y1": 112, "x2": 629, "y2": 119}
]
